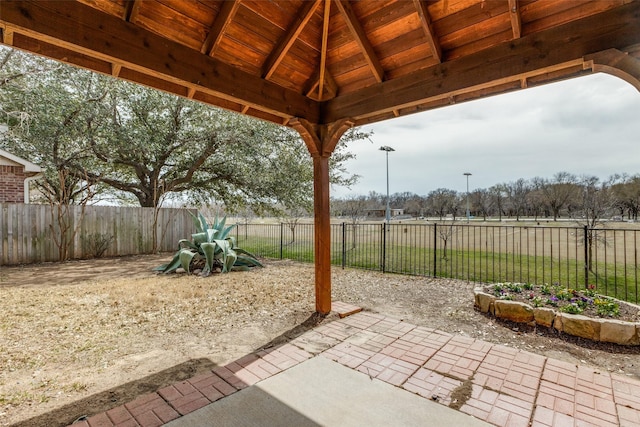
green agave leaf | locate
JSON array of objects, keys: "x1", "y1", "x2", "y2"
[
  {"x1": 192, "y1": 232, "x2": 208, "y2": 246},
  {"x1": 206, "y1": 229, "x2": 217, "y2": 243},
  {"x1": 200, "y1": 242, "x2": 217, "y2": 275},
  {"x1": 197, "y1": 212, "x2": 209, "y2": 232},
  {"x1": 235, "y1": 254, "x2": 263, "y2": 267},
  {"x1": 178, "y1": 239, "x2": 198, "y2": 251},
  {"x1": 234, "y1": 247, "x2": 260, "y2": 260},
  {"x1": 231, "y1": 265, "x2": 251, "y2": 272},
  {"x1": 223, "y1": 249, "x2": 237, "y2": 273},
  {"x1": 179, "y1": 249, "x2": 197, "y2": 274},
  {"x1": 156, "y1": 251, "x2": 182, "y2": 273}
]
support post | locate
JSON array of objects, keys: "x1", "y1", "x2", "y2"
[{"x1": 290, "y1": 117, "x2": 354, "y2": 314}]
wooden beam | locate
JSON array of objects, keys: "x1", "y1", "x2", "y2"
[
  {"x1": 262, "y1": 0, "x2": 320, "y2": 80},
  {"x1": 0, "y1": 0, "x2": 319, "y2": 123},
  {"x1": 323, "y1": 1, "x2": 640, "y2": 123},
  {"x1": 201, "y1": 0, "x2": 240, "y2": 56},
  {"x1": 413, "y1": 0, "x2": 442, "y2": 63},
  {"x1": 508, "y1": 0, "x2": 522, "y2": 39},
  {"x1": 319, "y1": 0, "x2": 331, "y2": 99},
  {"x1": 306, "y1": 68, "x2": 338, "y2": 101},
  {"x1": 586, "y1": 49, "x2": 640, "y2": 92},
  {"x1": 335, "y1": 0, "x2": 385, "y2": 83},
  {"x1": 123, "y1": 0, "x2": 140, "y2": 23},
  {"x1": 289, "y1": 117, "x2": 354, "y2": 314}
]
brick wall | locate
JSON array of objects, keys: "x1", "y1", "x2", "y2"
[{"x1": 0, "y1": 165, "x2": 26, "y2": 203}]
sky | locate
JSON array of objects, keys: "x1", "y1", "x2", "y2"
[{"x1": 331, "y1": 73, "x2": 640, "y2": 198}]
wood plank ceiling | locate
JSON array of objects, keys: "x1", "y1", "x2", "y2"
[{"x1": 1, "y1": 0, "x2": 639, "y2": 128}]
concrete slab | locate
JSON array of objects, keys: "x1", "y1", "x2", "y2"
[{"x1": 166, "y1": 356, "x2": 491, "y2": 427}]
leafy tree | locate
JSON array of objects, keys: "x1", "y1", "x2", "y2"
[{"x1": 0, "y1": 48, "x2": 366, "y2": 213}]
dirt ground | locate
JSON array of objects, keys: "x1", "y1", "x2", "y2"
[{"x1": 1, "y1": 254, "x2": 639, "y2": 427}]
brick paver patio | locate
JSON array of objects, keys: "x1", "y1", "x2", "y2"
[{"x1": 70, "y1": 301, "x2": 640, "y2": 427}]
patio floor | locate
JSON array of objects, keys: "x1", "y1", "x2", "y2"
[{"x1": 69, "y1": 302, "x2": 640, "y2": 427}]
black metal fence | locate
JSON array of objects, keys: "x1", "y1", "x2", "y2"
[{"x1": 233, "y1": 222, "x2": 640, "y2": 304}]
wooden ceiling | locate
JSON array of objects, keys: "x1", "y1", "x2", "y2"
[{"x1": 1, "y1": 0, "x2": 639, "y2": 128}]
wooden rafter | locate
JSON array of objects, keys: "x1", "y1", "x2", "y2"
[
  {"x1": 319, "y1": 0, "x2": 331, "y2": 100},
  {"x1": 123, "y1": 0, "x2": 139, "y2": 23},
  {"x1": 262, "y1": 0, "x2": 321, "y2": 80},
  {"x1": 324, "y1": 3, "x2": 640, "y2": 123},
  {"x1": 200, "y1": 0, "x2": 240, "y2": 56},
  {"x1": 413, "y1": 0, "x2": 442, "y2": 63},
  {"x1": 0, "y1": 0, "x2": 319, "y2": 123},
  {"x1": 508, "y1": 0, "x2": 522, "y2": 39},
  {"x1": 335, "y1": 0, "x2": 384, "y2": 82}
]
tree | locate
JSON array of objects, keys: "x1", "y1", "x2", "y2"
[
  {"x1": 504, "y1": 179, "x2": 530, "y2": 221},
  {"x1": 470, "y1": 189, "x2": 491, "y2": 220},
  {"x1": 427, "y1": 188, "x2": 458, "y2": 220},
  {"x1": 573, "y1": 175, "x2": 615, "y2": 273},
  {"x1": 0, "y1": 50, "x2": 366, "y2": 213},
  {"x1": 340, "y1": 195, "x2": 369, "y2": 249},
  {"x1": 539, "y1": 172, "x2": 579, "y2": 221},
  {"x1": 610, "y1": 174, "x2": 640, "y2": 220}
]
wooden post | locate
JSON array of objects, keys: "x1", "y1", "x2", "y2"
[{"x1": 290, "y1": 118, "x2": 354, "y2": 314}]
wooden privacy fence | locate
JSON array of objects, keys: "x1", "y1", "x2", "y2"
[{"x1": 0, "y1": 203, "x2": 196, "y2": 265}]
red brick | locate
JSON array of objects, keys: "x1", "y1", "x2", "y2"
[
  {"x1": 153, "y1": 404, "x2": 180, "y2": 423},
  {"x1": 134, "y1": 410, "x2": 162, "y2": 427},
  {"x1": 87, "y1": 412, "x2": 114, "y2": 427},
  {"x1": 106, "y1": 406, "x2": 134, "y2": 424}
]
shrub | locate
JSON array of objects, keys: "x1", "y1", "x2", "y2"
[
  {"x1": 81, "y1": 232, "x2": 114, "y2": 258},
  {"x1": 154, "y1": 212, "x2": 262, "y2": 276}
]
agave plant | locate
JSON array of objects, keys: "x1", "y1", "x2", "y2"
[{"x1": 154, "y1": 212, "x2": 262, "y2": 276}]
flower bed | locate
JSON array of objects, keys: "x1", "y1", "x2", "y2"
[{"x1": 474, "y1": 282, "x2": 640, "y2": 345}]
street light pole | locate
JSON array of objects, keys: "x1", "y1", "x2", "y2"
[
  {"x1": 379, "y1": 146, "x2": 395, "y2": 226},
  {"x1": 464, "y1": 172, "x2": 472, "y2": 222}
]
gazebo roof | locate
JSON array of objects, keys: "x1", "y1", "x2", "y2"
[{"x1": 1, "y1": 0, "x2": 638, "y2": 127}]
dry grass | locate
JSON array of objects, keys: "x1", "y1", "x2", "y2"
[{"x1": 1, "y1": 254, "x2": 639, "y2": 426}]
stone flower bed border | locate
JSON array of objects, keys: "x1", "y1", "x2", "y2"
[{"x1": 474, "y1": 288, "x2": 640, "y2": 346}]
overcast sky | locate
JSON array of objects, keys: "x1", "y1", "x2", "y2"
[{"x1": 331, "y1": 73, "x2": 640, "y2": 198}]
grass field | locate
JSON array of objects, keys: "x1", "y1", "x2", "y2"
[{"x1": 231, "y1": 220, "x2": 640, "y2": 304}]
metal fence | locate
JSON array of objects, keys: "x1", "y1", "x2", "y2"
[{"x1": 234, "y1": 222, "x2": 640, "y2": 304}]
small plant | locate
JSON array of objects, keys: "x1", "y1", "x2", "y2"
[
  {"x1": 531, "y1": 296, "x2": 544, "y2": 308},
  {"x1": 154, "y1": 212, "x2": 262, "y2": 276},
  {"x1": 540, "y1": 283, "x2": 551, "y2": 295},
  {"x1": 493, "y1": 284, "x2": 505, "y2": 297},
  {"x1": 523, "y1": 283, "x2": 534, "y2": 291},
  {"x1": 584, "y1": 284, "x2": 597, "y2": 298},
  {"x1": 505, "y1": 282, "x2": 523, "y2": 293},
  {"x1": 556, "y1": 289, "x2": 571, "y2": 300},
  {"x1": 499, "y1": 293, "x2": 514, "y2": 301},
  {"x1": 560, "y1": 303, "x2": 583, "y2": 315},
  {"x1": 546, "y1": 296, "x2": 559, "y2": 307},
  {"x1": 594, "y1": 298, "x2": 620, "y2": 318},
  {"x1": 81, "y1": 232, "x2": 114, "y2": 258}
]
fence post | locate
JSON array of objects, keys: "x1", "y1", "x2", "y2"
[
  {"x1": 433, "y1": 223, "x2": 438, "y2": 277},
  {"x1": 280, "y1": 223, "x2": 284, "y2": 260},
  {"x1": 583, "y1": 225, "x2": 589, "y2": 289},
  {"x1": 382, "y1": 223, "x2": 386, "y2": 273},
  {"x1": 342, "y1": 222, "x2": 346, "y2": 269}
]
